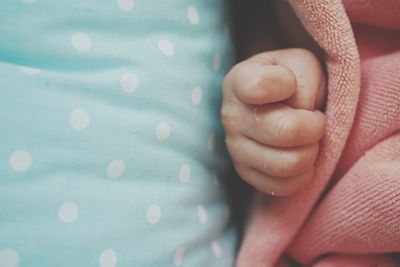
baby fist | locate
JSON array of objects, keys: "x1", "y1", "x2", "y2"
[{"x1": 221, "y1": 48, "x2": 326, "y2": 196}]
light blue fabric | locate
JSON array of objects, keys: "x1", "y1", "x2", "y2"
[{"x1": 0, "y1": 0, "x2": 236, "y2": 266}]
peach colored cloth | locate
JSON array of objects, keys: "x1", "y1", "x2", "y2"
[{"x1": 237, "y1": 1, "x2": 400, "y2": 266}]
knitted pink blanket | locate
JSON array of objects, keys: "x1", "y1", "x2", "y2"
[{"x1": 237, "y1": 1, "x2": 400, "y2": 266}]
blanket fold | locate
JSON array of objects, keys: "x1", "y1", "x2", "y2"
[{"x1": 237, "y1": 0, "x2": 400, "y2": 266}]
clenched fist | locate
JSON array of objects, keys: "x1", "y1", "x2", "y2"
[{"x1": 221, "y1": 48, "x2": 326, "y2": 196}]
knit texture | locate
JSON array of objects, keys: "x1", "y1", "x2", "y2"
[{"x1": 236, "y1": 0, "x2": 400, "y2": 266}]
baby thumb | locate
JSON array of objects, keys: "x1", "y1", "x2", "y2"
[{"x1": 252, "y1": 48, "x2": 326, "y2": 111}]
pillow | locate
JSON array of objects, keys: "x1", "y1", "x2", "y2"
[{"x1": 0, "y1": 0, "x2": 236, "y2": 266}]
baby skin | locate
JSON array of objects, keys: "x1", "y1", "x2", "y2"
[{"x1": 221, "y1": 48, "x2": 326, "y2": 196}]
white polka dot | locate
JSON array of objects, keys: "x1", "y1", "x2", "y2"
[
  {"x1": 9, "y1": 150, "x2": 32, "y2": 172},
  {"x1": 191, "y1": 86, "x2": 202, "y2": 105},
  {"x1": 187, "y1": 6, "x2": 199, "y2": 25},
  {"x1": 179, "y1": 164, "x2": 191, "y2": 183},
  {"x1": 117, "y1": 0, "x2": 134, "y2": 11},
  {"x1": 99, "y1": 249, "x2": 118, "y2": 267},
  {"x1": 211, "y1": 241, "x2": 223, "y2": 259},
  {"x1": 0, "y1": 249, "x2": 19, "y2": 267},
  {"x1": 107, "y1": 160, "x2": 125, "y2": 179},
  {"x1": 69, "y1": 108, "x2": 90, "y2": 130},
  {"x1": 207, "y1": 134, "x2": 215, "y2": 151},
  {"x1": 71, "y1": 32, "x2": 92, "y2": 52},
  {"x1": 147, "y1": 204, "x2": 161, "y2": 224},
  {"x1": 120, "y1": 72, "x2": 139, "y2": 93},
  {"x1": 173, "y1": 247, "x2": 184, "y2": 266},
  {"x1": 155, "y1": 122, "x2": 171, "y2": 141},
  {"x1": 197, "y1": 205, "x2": 208, "y2": 225},
  {"x1": 58, "y1": 201, "x2": 79, "y2": 223},
  {"x1": 158, "y1": 40, "x2": 174, "y2": 56},
  {"x1": 19, "y1": 66, "x2": 41, "y2": 75},
  {"x1": 213, "y1": 53, "x2": 221, "y2": 71}
]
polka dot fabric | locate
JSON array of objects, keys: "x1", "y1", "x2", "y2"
[{"x1": 0, "y1": 0, "x2": 236, "y2": 266}]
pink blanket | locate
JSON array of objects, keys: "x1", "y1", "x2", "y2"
[{"x1": 237, "y1": 0, "x2": 400, "y2": 266}]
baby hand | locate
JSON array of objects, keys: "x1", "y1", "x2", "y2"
[{"x1": 221, "y1": 48, "x2": 326, "y2": 196}]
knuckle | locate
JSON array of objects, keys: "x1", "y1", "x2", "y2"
[
  {"x1": 220, "y1": 105, "x2": 239, "y2": 132},
  {"x1": 285, "y1": 152, "x2": 307, "y2": 174},
  {"x1": 232, "y1": 60, "x2": 248, "y2": 75},
  {"x1": 220, "y1": 106, "x2": 239, "y2": 134},
  {"x1": 220, "y1": 104, "x2": 230, "y2": 124},
  {"x1": 222, "y1": 63, "x2": 252, "y2": 103},
  {"x1": 226, "y1": 137, "x2": 245, "y2": 161},
  {"x1": 222, "y1": 63, "x2": 243, "y2": 97},
  {"x1": 227, "y1": 62, "x2": 245, "y2": 85},
  {"x1": 277, "y1": 149, "x2": 310, "y2": 176},
  {"x1": 222, "y1": 75, "x2": 233, "y2": 99}
]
